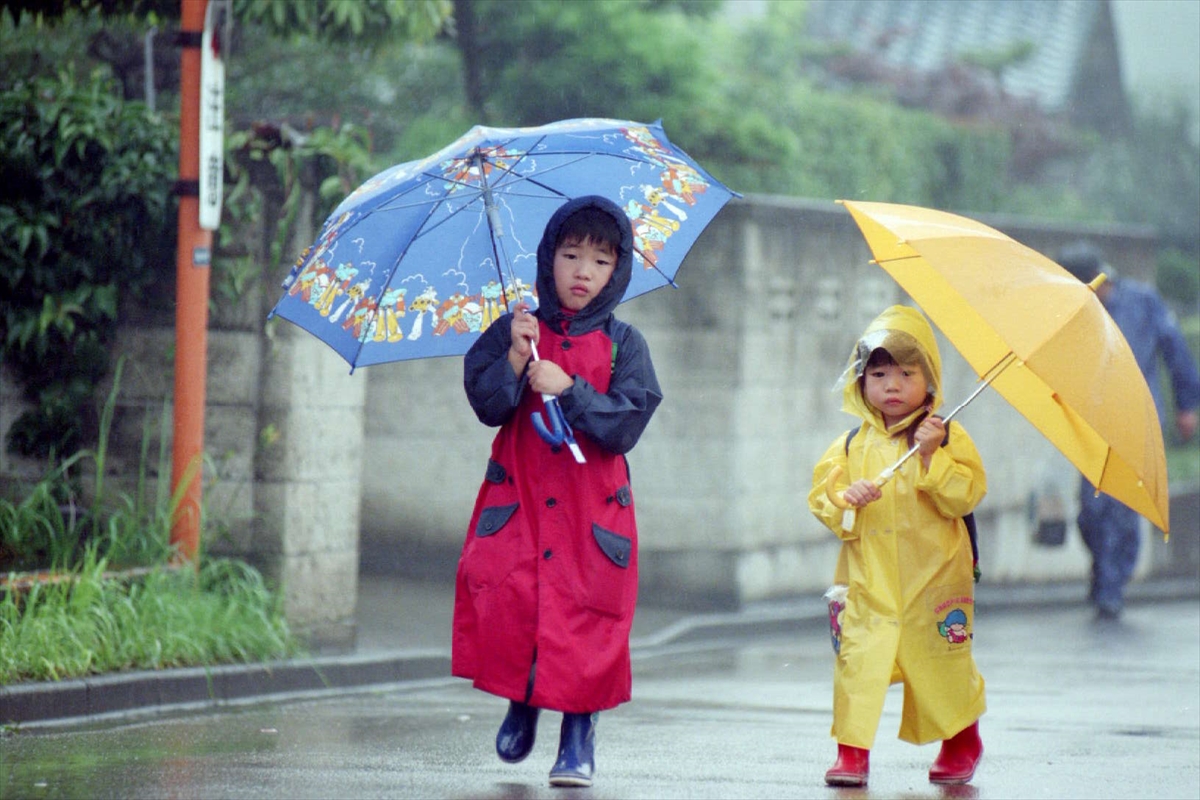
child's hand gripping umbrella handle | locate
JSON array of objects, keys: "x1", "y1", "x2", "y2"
[
  {"x1": 527, "y1": 340, "x2": 586, "y2": 464},
  {"x1": 510, "y1": 303, "x2": 586, "y2": 464},
  {"x1": 824, "y1": 447, "x2": 912, "y2": 531},
  {"x1": 823, "y1": 459, "x2": 904, "y2": 509},
  {"x1": 822, "y1": 376, "x2": 996, "y2": 528}
]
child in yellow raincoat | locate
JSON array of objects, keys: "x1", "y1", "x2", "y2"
[{"x1": 808, "y1": 305, "x2": 987, "y2": 787}]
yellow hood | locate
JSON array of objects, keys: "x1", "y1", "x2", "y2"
[{"x1": 840, "y1": 305, "x2": 943, "y2": 432}]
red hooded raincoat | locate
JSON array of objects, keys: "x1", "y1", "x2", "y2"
[{"x1": 451, "y1": 196, "x2": 662, "y2": 713}]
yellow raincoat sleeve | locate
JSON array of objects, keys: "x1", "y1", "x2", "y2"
[
  {"x1": 914, "y1": 422, "x2": 987, "y2": 519},
  {"x1": 808, "y1": 436, "x2": 857, "y2": 540}
]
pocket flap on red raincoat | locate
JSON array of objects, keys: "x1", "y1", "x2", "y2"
[
  {"x1": 476, "y1": 503, "x2": 519, "y2": 537},
  {"x1": 592, "y1": 524, "x2": 631, "y2": 568}
]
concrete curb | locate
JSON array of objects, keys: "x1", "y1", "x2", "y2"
[
  {"x1": 3, "y1": 578, "x2": 1196, "y2": 728},
  {"x1": 1, "y1": 650, "x2": 451, "y2": 728}
]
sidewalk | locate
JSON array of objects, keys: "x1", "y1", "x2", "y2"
[{"x1": 3, "y1": 573, "x2": 1197, "y2": 728}]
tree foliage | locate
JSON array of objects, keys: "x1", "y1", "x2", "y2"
[
  {"x1": 0, "y1": 68, "x2": 177, "y2": 458},
  {"x1": 0, "y1": 0, "x2": 451, "y2": 463},
  {"x1": 234, "y1": 0, "x2": 450, "y2": 42},
  {"x1": 1, "y1": 0, "x2": 451, "y2": 40}
]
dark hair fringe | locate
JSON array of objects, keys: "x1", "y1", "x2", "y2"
[{"x1": 556, "y1": 206, "x2": 622, "y2": 252}]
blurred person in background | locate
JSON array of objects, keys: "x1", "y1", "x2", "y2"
[{"x1": 1055, "y1": 241, "x2": 1200, "y2": 620}]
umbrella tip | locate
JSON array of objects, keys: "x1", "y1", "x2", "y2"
[{"x1": 1087, "y1": 273, "x2": 1109, "y2": 292}]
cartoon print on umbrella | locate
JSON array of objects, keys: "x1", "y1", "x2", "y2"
[{"x1": 270, "y1": 119, "x2": 736, "y2": 371}]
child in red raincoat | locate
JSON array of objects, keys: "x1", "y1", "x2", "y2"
[{"x1": 452, "y1": 195, "x2": 663, "y2": 788}]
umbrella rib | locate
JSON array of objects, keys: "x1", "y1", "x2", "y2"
[
  {"x1": 633, "y1": 244, "x2": 678, "y2": 288},
  {"x1": 345, "y1": 192, "x2": 454, "y2": 368},
  {"x1": 489, "y1": 153, "x2": 660, "y2": 194},
  {"x1": 486, "y1": 158, "x2": 681, "y2": 287},
  {"x1": 481, "y1": 150, "x2": 685, "y2": 286},
  {"x1": 487, "y1": 152, "x2": 588, "y2": 196}
]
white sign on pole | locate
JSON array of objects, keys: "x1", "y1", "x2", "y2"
[{"x1": 198, "y1": 1, "x2": 226, "y2": 232}]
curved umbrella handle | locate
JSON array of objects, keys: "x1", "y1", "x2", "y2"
[
  {"x1": 531, "y1": 397, "x2": 566, "y2": 445},
  {"x1": 523, "y1": 337, "x2": 585, "y2": 463},
  {"x1": 531, "y1": 396, "x2": 587, "y2": 464},
  {"x1": 824, "y1": 465, "x2": 853, "y2": 510}
]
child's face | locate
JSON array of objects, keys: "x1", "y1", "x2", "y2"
[
  {"x1": 552, "y1": 235, "x2": 616, "y2": 312},
  {"x1": 863, "y1": 362, "x2": 929, "y2": 428}
]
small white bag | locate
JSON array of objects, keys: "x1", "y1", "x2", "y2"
[{"x1": 823, "y1": 584, "x2": 847, "y2": 655}]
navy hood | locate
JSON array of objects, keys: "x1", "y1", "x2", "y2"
[{"x1": 534, "y1": 195, "x2": 633, "y2": 335}]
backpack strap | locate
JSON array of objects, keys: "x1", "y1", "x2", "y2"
[
  {"x1": 844, "y1": 419, "x2": 980, "y2": 583},
  {"x1": 842, "y1": 424, "x2": 862, "y2": 454}
]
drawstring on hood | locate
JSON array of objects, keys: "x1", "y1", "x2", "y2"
[{"x1": 533, "y1": 195, "x2": 633, "y2": 335}]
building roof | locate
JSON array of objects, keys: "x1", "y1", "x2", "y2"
[{"x1": 803, "y1": 0, "x2": 1114, "y2": 116}]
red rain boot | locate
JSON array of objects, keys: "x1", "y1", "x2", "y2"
[
  {"x1": 825, "y1": 743, "x2": 869, "y2": 786},
  {"x1": 928, "y1": 720, "x2": 983, "y2": 784}
]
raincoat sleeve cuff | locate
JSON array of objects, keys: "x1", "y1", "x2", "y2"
[
  {"x1": 918, "y1": 446, "x2": 954, "y2": 486},
  {"x1": 558, "y1": 376, "x2": 596, "y2": 421},
  {"x1": 914, "y1": 444, "x2": 985, "y2": 519},
  {"x1": 466, "y1": 352, "x2": 526, "y2": 425}
]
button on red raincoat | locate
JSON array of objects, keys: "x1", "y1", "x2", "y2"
[
  {"x1": 809, "y1": 306, "x2": 987, "y2": 748},
  {"x1": 452, "y1": 197, "x2": 662, "y2": 714}
]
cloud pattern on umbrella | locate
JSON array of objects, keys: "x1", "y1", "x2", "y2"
[{"x1": 269, "y1": 119, "x2": 737, "y2": 368}]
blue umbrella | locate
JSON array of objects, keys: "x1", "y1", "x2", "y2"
[{"x1": 268, "y1": 118, "x2": 738, "y2": 367}]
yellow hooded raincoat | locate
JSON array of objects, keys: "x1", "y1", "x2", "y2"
[{"x1": 808, "y1": 306, "x2": 987, "y2": 749}]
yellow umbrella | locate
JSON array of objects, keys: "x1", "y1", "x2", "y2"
[{"x1": 829, "y1": 200, "x2": 1169, "y2": 536}]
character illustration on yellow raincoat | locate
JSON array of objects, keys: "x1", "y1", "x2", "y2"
[{"x1": 808, "y1": 305, "x2": 987, "y2": 788}]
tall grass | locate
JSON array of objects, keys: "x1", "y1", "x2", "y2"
[
  {"x1": 0, "y1": 359, "x2": 176, "y2": 572},
  {"x1": 0, "y1": 551, "x2": 297, "y2": 684},
  {"x1": 1, "y1": 358, "x2": 300, "y2": 685}
]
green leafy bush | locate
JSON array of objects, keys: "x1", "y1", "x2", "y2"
[{"x1": 0, "y1": 68, "x2": 176, "y2": 458}]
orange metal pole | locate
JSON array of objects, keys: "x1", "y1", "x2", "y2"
[{"x1": 170, "y1": 0, "x2": 212, "y2": 563}]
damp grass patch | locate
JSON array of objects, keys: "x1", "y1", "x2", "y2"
[{"x1": 0, "y1": 553, "x2": 299, "y2": 685}]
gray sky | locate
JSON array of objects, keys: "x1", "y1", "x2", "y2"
[
  {"x1": 728, "y1": 0, "x2": 1200, "y2": 140},
  {"x1": 1111, "y1": 0, "x2": 1200, "y2": 138}
]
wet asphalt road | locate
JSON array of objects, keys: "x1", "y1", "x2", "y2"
[{"x1": 2, "y1": 599, "x2": 1198, "y2": 800}]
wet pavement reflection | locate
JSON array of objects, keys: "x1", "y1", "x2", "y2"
[{"x1": 3, "y1": 600, "x2": 1197, "y2": 799}]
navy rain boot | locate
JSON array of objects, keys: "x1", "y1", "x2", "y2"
[
  {"x1": 496, "y1": 700, "x2": 540, "y2": 763},
  {"x1": 549, "y1": 712, "x2": 598, "y2": 787}
]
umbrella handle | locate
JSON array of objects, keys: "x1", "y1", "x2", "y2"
[
  {"x1": 525, "y1": 336, "x2": 586, "y2": 463},
  {"x1": 824, "y1": 465, "x2": 854, "y2": 510},
  {"x1": 531, "y1": 396, "x2": 587, "y2": 464},
  {"x1": 820, "y1": 465, "x2": 897, "y2": 510},
  {"x1": 531, "y1": 397, "x2": 566, "y2": 445}
]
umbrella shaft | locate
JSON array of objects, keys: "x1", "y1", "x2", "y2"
[
  {"x1": 874, "y1": 359, "x2": 1011, "y2": 485},
  {"x1": 527, "y1": 342, "x2": 559, "y2": 405},
  {"x1": 473, "y1": 147, "x2": 522, "y2": 311}
]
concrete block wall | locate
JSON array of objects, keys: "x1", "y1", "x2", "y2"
[{"x1": 253, "y1": 324, "x2": 367, "y2": 648}]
